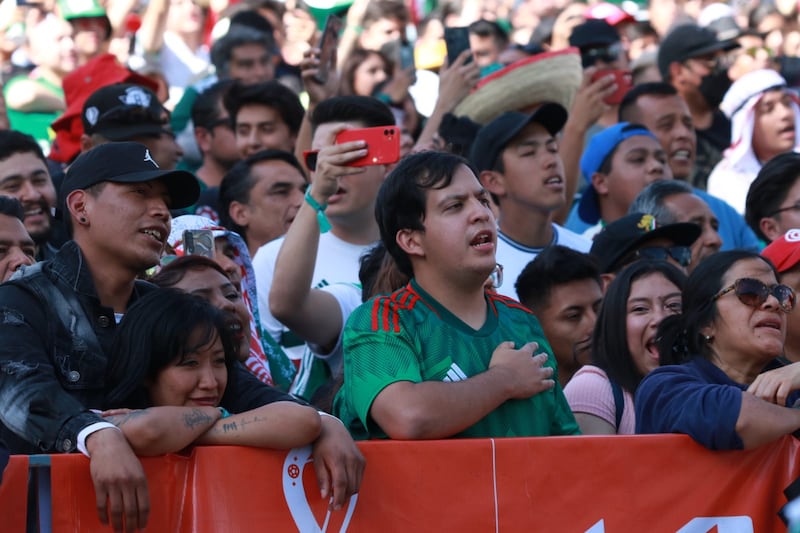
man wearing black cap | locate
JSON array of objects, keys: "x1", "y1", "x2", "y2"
[
  {"x1": 80, "y1": 83, "x2": 184, "y2": 169},
  {"x1": 569, "y1": 19, "x2": 630, "y2": 133},
  {"x1": 471, "y1": 104, "x2": 591, "y2": 298},
  {"x1": 658, "y1": 23, "x2": 739, "y2": 189},
  {"x1": 0, "y1": 142, "x2": 365, "y2": 530},
  {"x1": 590, "y1": 212, "x2": 701, "y2": 282}
]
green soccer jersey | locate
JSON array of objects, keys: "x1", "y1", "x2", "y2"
[{"x1": 333, "y1": 280, "x2": 580, "y2": 439}]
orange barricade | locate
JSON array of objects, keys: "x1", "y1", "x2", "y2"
[
  {"x1": 36, "y1": 435, "x2": 800, "y2": 532},
  {"x1": 0, "y1": 455, "x2": 29, "y2": 532}
]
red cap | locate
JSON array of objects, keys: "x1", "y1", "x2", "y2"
[
  {"x1": 50, "y1": 54, "x2": 158, "y2": 163},
  {"x1": 762, "y1": 228, "x2": 800, "y2": 273}
]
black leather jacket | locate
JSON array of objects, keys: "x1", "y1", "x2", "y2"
[{"x1": 0, "y1": 241, "x2": 295, "y2": 454}]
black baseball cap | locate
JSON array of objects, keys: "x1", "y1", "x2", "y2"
[
  {"x1": 590, "y1": 212, "x2": 701, "y2": 273},
  {"x1": 60, "y1": 142, "x2": 200, "y2": 210},
  {"x1": 469, "y1": 104, "x2": 568, "y2": 172},
  {"x1": 82, "y1": 83, "x2": 170, "y2": 141},
  {"x1": 569, "y1": 19, "x2": 620, "y2": 49},
  {"x1": 657, "y1": 23, "x2": 739, "y2": 79}
]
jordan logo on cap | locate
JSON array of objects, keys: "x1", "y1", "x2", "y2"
[{"x1": 143, "y1": 149, "x2": 159, "y2": 168}]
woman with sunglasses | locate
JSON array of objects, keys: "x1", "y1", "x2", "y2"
[
  {"x1": 636, "y1": 250, "x2": 800, "y2": 449},
  {"x1": 564, "y1": 260, "x2": 686, "y2": 434}
]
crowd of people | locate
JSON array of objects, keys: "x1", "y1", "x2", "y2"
[{"x1": 5, "y1": 0, "x2": 800, "y2": 530}]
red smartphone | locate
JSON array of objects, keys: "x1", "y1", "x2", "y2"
[
  {"x1": 335, "y1": 126, "x2": 401, "y2": 167},
  {"x1": 592, "y1": 69, "x2": 632, "y2": 106}
]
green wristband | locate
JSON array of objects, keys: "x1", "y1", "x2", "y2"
[{"x1": 305, "y1": 189, "x2": 331, "y2": 233}]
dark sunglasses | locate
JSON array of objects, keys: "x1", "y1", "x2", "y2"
[
  {"x1": 636, "y1": 246, "x2": 692, "y2": 267},
  {"x1": 303, "y1": 149, "x2": 319, "y2": 171},
  {"x1": 581, "y1": 42, "x2": 623, "y2": 67},
  {"x1": 712, "y1": 277, "x2": 796, "y2": 313}
]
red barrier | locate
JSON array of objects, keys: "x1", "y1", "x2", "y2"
[
  {"x1": 0, "y1": 455, "x2": 28, "y2": 532},
  {"x1": 35, "y1": 435, "x2": 800, "y2": 532}
]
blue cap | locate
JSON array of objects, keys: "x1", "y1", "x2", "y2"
[{"x1": 577, "y1": 123, "x2": 658, "y2": 225}]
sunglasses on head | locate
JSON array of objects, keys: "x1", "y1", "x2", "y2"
[
  {"x1": 636, "y1": 246, "x2": 692, "y2": 267},
  {"x1": 581, "y1": 42, "x2": 623, "y2": 67},
  {"x1": 712, "y1": 277, "x2": 796, "y2": 313}
]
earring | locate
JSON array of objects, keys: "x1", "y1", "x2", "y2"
[
  {"x1": 79, "y1": 217, "x2": 87, "y2": 223},
  {"x1": 703, "y1": 334, "x2": 713, "y2": 343}
]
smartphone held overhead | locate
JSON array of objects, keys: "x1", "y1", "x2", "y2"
[
  {"x1": 335, "y1": 126, "x2": 401, "y2": 167},
  {"x1": 313, "y1": 14, "x2": 343, "y2": 85},
  {"x1": 444, "y1": 27, "x2": 472, "y2": 66},
  {"x1": 592, "y1": 69, "x2": 632, "y2": 106}
]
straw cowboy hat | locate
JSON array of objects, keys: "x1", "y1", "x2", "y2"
[{"x1": 454, "y1": 48, "x2": 583, "y2": 125}]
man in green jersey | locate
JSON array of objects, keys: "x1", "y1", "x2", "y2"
[{"x1": 334, "y1": 151, "x2": 580, "y2": 439}]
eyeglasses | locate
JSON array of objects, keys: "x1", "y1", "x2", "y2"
[
  {"x1": 768, "y1": 202, "x2": 800, "y2": 217},
  {"x1": 636, "y1": 246, "x2": 692, "y2": 267},
  {"x1": 303, "y1": 150, "x2": 319, "y2": 171},
  {"x1": 489, "y1": 263, "x2": 504, "y2": 289},
  {"x1": 581, "y1": 42, "x2": 623, "y2": 67},
  {"x1": 712, "y1": 277, "x2": 796, "y2": 313}
]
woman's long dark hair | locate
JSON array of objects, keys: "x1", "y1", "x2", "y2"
[
  {"x1": 592, "y1": 260, "x2": 687, "y2": 394},
  {"x1": 657, "y1": 250, "x2": 776, "y2": 365},
  {"x1": 107, "y1": 288, "x2": 239, "y2": 408}
]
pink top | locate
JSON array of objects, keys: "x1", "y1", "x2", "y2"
[{"x1": 563, "y1": 365, "x2": 636, "y2": 435}]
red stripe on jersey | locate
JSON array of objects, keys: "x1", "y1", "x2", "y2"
[
  {"x1": 487, "y1": 292, "x2": 534, "y2": 314},
  {"x1": 371, "y1": 284, "x2": 423, "y2": 332}
]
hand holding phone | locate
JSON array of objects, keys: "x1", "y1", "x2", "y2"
[
  {"x1": 183, "y1": 230, "x2": 215, "y2": 258},
  {"x1": 444, "y1": 27, "x2": 472, "y2": 66},
  {"x1": 334, "y1": 126, "x2": 400, "y2": 167},
  {"x1": 312, "y1": 14, "x2": 343, "y2": 85},
  {"x1": 591, "y1": 69, "x2": 632, "y2": 106}
]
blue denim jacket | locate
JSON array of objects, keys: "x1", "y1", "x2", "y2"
[{"x1": 0, "y1": 241, "x2": 298, "y2": 454}]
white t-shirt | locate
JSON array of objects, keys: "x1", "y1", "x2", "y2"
[
  {"x1": 252, "y1": 232, "x2": 371, "y2": 362},
  {"x1": 495, "y1": 224, "x2": 592, "y2": 299}
]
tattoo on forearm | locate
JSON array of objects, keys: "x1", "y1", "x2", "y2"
[
  {"x1": 210, "y1": 415, "x2": 267, "y2": 435},
  {"x1": 106, "y1": 409, "x2": 149, "y2": 427},
  {"x1": 183, "y1": 409, "x2": 214, "y2": 429}
]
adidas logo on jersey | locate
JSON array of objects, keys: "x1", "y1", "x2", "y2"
[{"x1": 442, "y1": 363, "x2": 468, "y2": 383}]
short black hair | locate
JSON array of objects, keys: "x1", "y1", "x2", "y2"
[
  {"x1": 468, "y1": 19, "x2": 509, "y2": 48},
  {"x1": 224, "y1": 80, "x2": 304, "y2": 135},
  {"x1": 0, "y1": 196, "x2": 25, "y2": 221},
  {"x1": 593, "y1": 260, "x2": 686, "y2": 394},
  {"x1": 376, "y1": 151, "x2": 477, "y2": 278},
  {"x1": 515, "y1": 245, "x2": 601, "y2": 310},
  {"x1": 191, "y1": 79, "x2": 234, "y2": 130},
  {"x1": 210, "y1": 24, "x2": 275, "y2": 78},
  {"x1": 618, "y1": 82, "x2": 678, "y2": 123},
  {"x1": 309, "y1": 95, "x2": 395, "y2": 133},
  {"x1": 218, "y1": 149, "x2": 306, "y2": 239},
  {"x1": 0, "y1": 130, "x2": 47, "y2": 166},
  {"x1": 745, "y1": 152, "x2": 800, "y2": 242}
]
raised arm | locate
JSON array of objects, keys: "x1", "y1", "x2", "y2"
[
  {"x1": 294, "y1": 47, "x2": 340, "y2": 173},
  {"x1": 270, "y1": 127, "x2": 367, "y2": 352},
  {"x1": 196, "y1": 401, "x2": 321, "y2": 448},
  {"x1": 102, "y1": 406, "x2": 222, "y2": 456},
  {"x1": 413, "y1": 50, "x2": 480, "y2": 153}
]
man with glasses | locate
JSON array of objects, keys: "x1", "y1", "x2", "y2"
[
  {"x1": 746, "y1": 152, "x2": 800, "y2": 244},
  {"x1": 630, "y1": 180, "x2": 723, "y2": 272},
  {"x1": 569, "y1": 19, "x2": 629, "y2": 135},
  {"x1": 80, "y1": 83, "x2": 183, "y2": 169},
  {"x1": 658, "y1": 23, "x2": 739, "y2": 189},
  {"x1": 590, "y1": 212, "x2": 701, "y2": 283}
]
